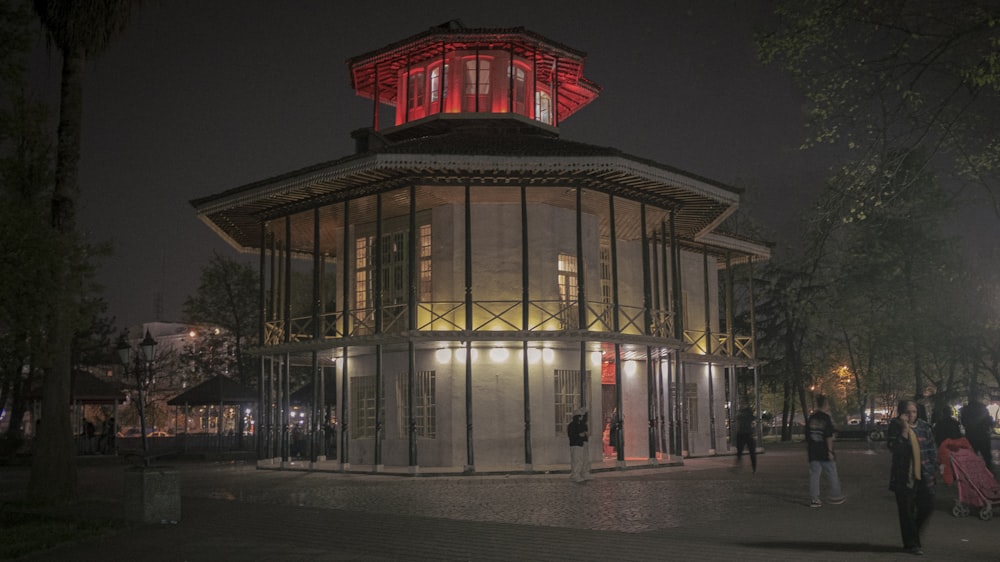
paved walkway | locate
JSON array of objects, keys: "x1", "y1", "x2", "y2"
[{"x1": 3, "y1": 442, "x2": 998, "y2": 561}]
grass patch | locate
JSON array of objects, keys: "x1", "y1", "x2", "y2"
[{"x1": 0, "y1": 506, "x2": 123, "y2": 559}]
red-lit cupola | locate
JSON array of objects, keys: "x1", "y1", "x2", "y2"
[{"x1": 348, "y1": 20, "x2": 600, "y2": 133}]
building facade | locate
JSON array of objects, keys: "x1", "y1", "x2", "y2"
[{"x1": 191, "y1": 22, "x2": 769, "y2": 472}]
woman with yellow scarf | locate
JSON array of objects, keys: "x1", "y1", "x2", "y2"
[{"x1": 887, "y1": 399, "x2": 936, "y2": 556}]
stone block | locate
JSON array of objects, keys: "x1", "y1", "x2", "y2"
[{"x1": 123, "y1": 466, "x2": 181, "y2": 524}]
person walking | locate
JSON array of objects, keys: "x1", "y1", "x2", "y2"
[
  {"x1": 960, "y1": 395, "x2": 994, "y2": 473},
  {"x1": 887, "y1": 399, "x2": 937, "y2": 556},
  {"x1": 568, "y1": 408, "x2": 592, "y2": 483},
  {"x1": 734, "y1": 405, "x2": 757, "y2": 473},
  {"x1": 806, "y1": 395, "x2": 845, "y2": 507}
]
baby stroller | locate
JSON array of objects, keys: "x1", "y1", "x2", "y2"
[{"x1": 949, "y1": 447, "x2": 1000, "y2": 521}]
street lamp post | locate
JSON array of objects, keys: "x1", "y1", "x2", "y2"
[{"x1": 117, "y1": 329, "x2": 158, "y2": 465}]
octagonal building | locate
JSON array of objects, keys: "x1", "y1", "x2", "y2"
[{"x1": 192, "y1": 21, "x2": 770, "y2": 473}]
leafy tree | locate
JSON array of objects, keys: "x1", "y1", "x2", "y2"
[
  {"x1": 183, "y1": 255, "x2": 259, "y2": 385},
  {"x1": 759, "y1": 1, "x2": 1000, "y2": 214},
  {"x1": 29, "y1": 0, "x2": 135, "y2": 503}
]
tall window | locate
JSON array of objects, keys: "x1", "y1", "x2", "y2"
[
  {"x1": 355, "y1": 236, "x2": 372, "y2": 310},
  {"x1": 535, "y1": 90, "x2": 552, "y2": 124},
  {"x1": 407, "y1": 71, "x2": 426, "y2": 113},
  {"x1": 419, "y1": 224, "x2": 432, "y2": 302},
  {"x1": 558, "y1": 253, "x2": 578, "y2": 329},
  {"x1": 429, "y1": 64, "x2": 448, "y2": 104},
  {"x1": 507, "y1": 65, "x2": 527, "y2": 114},
  {"x1": 382, "y1": 231, "x2": 406, "y2": 306},
  {"x1": 350, "y1": 375, "x2": 382, "y2": 439},
  {"x1": 599, "y1": 242, "x2": 612, "y2": 327},
  {"x1": 464, "y1": 57, "x2": 491, "y2": 113},
  {"x1": 354, "y1": 222, "x2": 432, "y2": 327},
  {"x1": 396, "y1": 370, "x2": 436, "y2": 438},
  {"x1": 464, "y1": 58, "x2": 491, "y2": 94},
  {"x1": 554, "y1": 369, "x2": 588, "y2": 433}
]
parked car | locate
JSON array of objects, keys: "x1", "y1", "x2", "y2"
[
  {"x1": 117, "y1": 427, "x2": 142, "y2": 438},
  {"x1": 147, "y1": 430, "x2": 171, "y2": 438}
]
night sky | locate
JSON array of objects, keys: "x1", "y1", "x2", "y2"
[{"x1": 26, "y1": 1, "x2": 999, "y2": 330}]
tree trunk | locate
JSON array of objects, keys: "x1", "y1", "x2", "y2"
[{"x1": 28, "y1": 47, "x2": 85, "y2": 504}]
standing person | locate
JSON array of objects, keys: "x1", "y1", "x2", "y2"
[
  {"x1": 806, "y1": 395, "x2": 845, "y2": 507},
  {"x1": 960, "y1": 395, "x2": 993, "y2": 473},
  {"x1": 568, "y1": 408, "x2": 592, "y2": 483},
  {"x1": 82, "y1": 420, "x2": 96, "y2": 455},
  {"x1": 887, "y1": 399, "x2": 937, "y2": 556},
  {"x1": 734, "y1": 405, "x2": 757, "y2": 474}
]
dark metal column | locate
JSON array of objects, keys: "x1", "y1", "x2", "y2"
[
  {"x1": 552, "y1": 57, "x2": 559, "y2": 127},
  {"x1": 656, "y1": 352, "x2": 669, "y2": 457},
  {"x1": 282, "y1": 220, "x2": 292, "y2": 462},
  {"x1": 372, "y1": 63, "x2": 379, "y2": 131},
  {"x1": 609, "y1": 193, "x2": 624, "y2": 464},
  {"x1": 474, "y1": 47, "x2": 480, "y2": 113},
  {"x1": 508, "y1": 43, "x2": 514, "y2": 113},
  {"x1": 340, "y1": 349, "x2": 349, "y2": 468},
  {"x1": 374, "y1": 194, "x2": 384, "y2": 468},
  {"x1": 703, "y1": 247, "x2": 716, "y2": 453},
  {"x1": 749, "y1": 260, "x2": 763, "y2": 448},
  {"x1": 660, "y1": 222, "x2": 673, "y2": 456},
  {"x1": 640, "y1": 205, "x2": 656, "y2": 459},
  {"x1": 576, "y1": 188, "x2": 588, "y2": 406},
  {"x1": 439, "y1": 42, "x2": 446, "y2": 114},
  {"x1": 257, "y1": 223, "x2": 267, "y2": 459},
  {"x1": 311, "y1": 207, "x2": 322, "y2": 462},
  {"x1": 464, "y1": 184, "x2": 474, "y2": 470},
  {"x1": 669, "y1": 210, "x2": 687, "y2": 456},
  {"x1": 340, "y1": 199, "x2": 351, "y2": 466},
  {"x1": 407, "y1": 185, "x2": 417, "y2": 468},
  {"x1": 520, "y1": 185, "x2": 533, "y2": 467},
  {"x1": 268, "y1": 356, "x2": 276, "y2": 458}
]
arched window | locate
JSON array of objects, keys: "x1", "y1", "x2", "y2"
[
  {"x1": 463, "y1": 57, "x2": 491, "y2": 112},
  {"x1": 507, "y1": 64, "x2": 527, "y2": 115},
  {"x1": 535, "y1": 89, "x2": 552, "y2": 124},
  {"x1": 429, "y1": 64, "x2": 448, "y2": 106},
  {"x1": 407, "y1": 70, "x2": 426, "y2": 118}
]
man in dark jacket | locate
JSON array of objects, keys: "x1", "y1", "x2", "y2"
[
  {"x1": 960, "y1": 397, "x2": 994, "y2": 472},
  {"x1": 568, "y1": 408, "x2": 592, "y2": 483}
]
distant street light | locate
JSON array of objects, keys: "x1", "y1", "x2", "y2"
[{"x1": 116, "y1": 329, "x2": 158, "y2": 465}]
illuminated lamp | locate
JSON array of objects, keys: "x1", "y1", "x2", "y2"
[
  {"x1": 455, "y1": 348, "x2": 479, "y2": 363},
  {"x1": 542, "y1": 348, "x2": 555, "y2": 364},
  {"x1": 489, "y1": 347, "x2": 509, "y2": 362},
  {"x1": 624, "y1": 360, "x2": 637, "y2": 376},
  {"x1": 528, "y1": 348, "x2": 542, "y2": 364},
  {"x1": 435, "y1": 348, "x2": 452, "y2": 364}
]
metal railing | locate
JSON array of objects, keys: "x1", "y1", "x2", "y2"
[{"x1": 262, "y1": 300, "x2": 749, "y2": 359}]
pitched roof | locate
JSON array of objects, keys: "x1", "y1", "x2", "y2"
[
  {"x1": 27, "y1": 370, "x2": 124, "y2": 404},
  {"x1": 191, "y1": 119, "x2": 742, "y2": 253},
  {"x1": 167, "y1": 375, "x2": 257, "y2": 406}
]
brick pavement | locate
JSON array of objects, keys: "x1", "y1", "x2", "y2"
[{"x1": 5, "y1": 441, "x2": 998, "y2": 561}]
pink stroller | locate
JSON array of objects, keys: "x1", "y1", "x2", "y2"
[{"x1": 949, "y1": 447, "x2": 1000, "y2": 521}]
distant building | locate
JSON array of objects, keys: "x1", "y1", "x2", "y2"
[{"x1": 192, "y1": 22, "x2": 769, "y2": 472}]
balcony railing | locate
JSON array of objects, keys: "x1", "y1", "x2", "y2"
[
  {"x1": 263, "y1": 300, "x2": 730, "y2": 350},
  {"x1": 683, "y1": 330, "x2": 754, "y2": 359}
]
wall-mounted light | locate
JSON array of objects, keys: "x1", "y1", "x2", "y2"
[
  {"x1": 542, "y1": 348, "x2": 555, "y2": 364},
  {"x1": 590, "y1": 351, "x2": 602, "y2": 367},
  {"x1": 528, "y1": 348, "x2": 542, "y2": 364},
  {"x1": 489, "y1": 347, "x2": 510, "y2": 362},
  {"x1": 435, "y1": 348, "x2": 452, "y2": 364},
  {"x1": 455, "y1": 348, "x2": 478, "y2": 363},
  {"x1": 624, "y1": 360, "x2": 637, "y2": 376}
]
